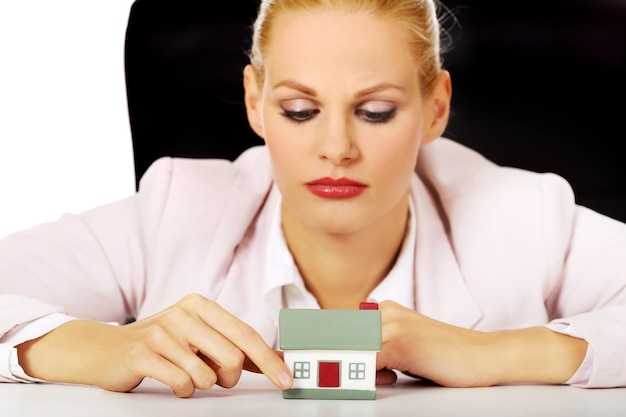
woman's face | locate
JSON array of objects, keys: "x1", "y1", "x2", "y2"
[{"x1": 244, "y1": 9, "x2": 450, "y2": 235}]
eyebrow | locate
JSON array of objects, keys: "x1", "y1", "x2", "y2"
[
  {"x1": 355, "y1": 83, "x2": 407, "y2": 98},
  {"x1": 272, "y1": 80, "x2": 407, "y2": 98},
  {"x1": 272, "y1": 80, "x2": 317, "y2": 96}
]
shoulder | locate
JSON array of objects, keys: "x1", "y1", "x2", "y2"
[
  {"x1": 417, "y1": 138, "x2": 578, "y2": 271},
  {"x1": 417, "y1": 138, "x2": 576, "y2": 232},
  {"x1": 134, "y1": 145, "x2": 274, "y2": 239},
  {"x1": 139, "y1": 145, "x2": 272, "y2": 194},
  {"x1": 417, "y1": 137, "x2": 574, "y2": 207}
]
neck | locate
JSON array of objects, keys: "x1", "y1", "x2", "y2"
[{"x1": 281, "y1": 193, "x2": 410, "y2": 309}]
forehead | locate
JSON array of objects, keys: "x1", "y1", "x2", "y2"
[{"x1": 263, "y1": 9, "x2": 419, "y2": 90}]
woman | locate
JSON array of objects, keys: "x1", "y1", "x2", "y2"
[{"x1": 2, "y1": 0, "x2": 626, "y2": 398}]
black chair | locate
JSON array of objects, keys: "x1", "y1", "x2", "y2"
[
  {"x1": 441, "y1": 0, "x2": 626, "y2": 223},
  {"x1": 124, "y1": 0, "x2": 263, "y2": 189},
  {"x1": 124, "y1": 0, "x2": 626, "y2": 223}
]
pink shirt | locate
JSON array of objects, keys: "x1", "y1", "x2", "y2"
[{"x1": 1, "y1": 138, "x2": 625, "y2": 387}]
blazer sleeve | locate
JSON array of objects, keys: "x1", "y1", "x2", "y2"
[
  {"x1": 0, "y1": 157, "x2": 175, "y2": 337},
  {"x1": 417, "y1": 139, "x2": 626, "y2": 388},
  {"x1": 544, "y1": 177, "x2": 626, "y2": 388}
]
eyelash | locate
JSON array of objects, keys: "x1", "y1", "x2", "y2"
[
  {"x1": 356, "y1": 108, "x2": 397, "y2": 124},
  {"x1": 281, "y1": 108, "x2": 397, "y2": 125},
  {"x1": 281, "y1": 109, "x2": 320, "y2": 123}
]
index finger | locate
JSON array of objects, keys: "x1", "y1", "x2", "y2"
[
  {"x1": 243, "y1": 350, "x2": 285, "y2": 374},
  {"x1": 197, "y1": 300, "x2": 293, "y2": 390}
]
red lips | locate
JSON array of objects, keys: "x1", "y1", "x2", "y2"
[{"x1": 305, "y1": 177, "x2": 367, "y2": 198}]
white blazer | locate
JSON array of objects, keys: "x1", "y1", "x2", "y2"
[{"x1": 1, "y1": 138, "x2": 626, "y2": 387}]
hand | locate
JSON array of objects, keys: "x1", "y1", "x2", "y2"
[
  {"x1": 375, "y1": 301, "x2": 587, "y2": 387},
  {"x1": 376, "y1": 300, "x2": 496, "y2": 387},
  {"x1": 17, "y1": 293, "x2": 293, "y2": 397}
]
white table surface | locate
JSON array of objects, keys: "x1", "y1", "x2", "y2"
[{"x1": 3, "y1": 372, "x2": 626, "y2": 417}]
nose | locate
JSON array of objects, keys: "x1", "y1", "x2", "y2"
[{"x1": 317, "y1": 114, "x2": 359, "y2": 165}]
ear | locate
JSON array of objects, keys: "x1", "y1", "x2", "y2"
[
  {"x1": 243, "y1": 64, "x2": 265, "y2": 140},
  {"x1": 422, "y1": 70, "x2": 452, "y2": 145}
]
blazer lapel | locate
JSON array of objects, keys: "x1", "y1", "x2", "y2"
[{"x1": 411, "y1": 175, "x2": 483, "y2": 329}]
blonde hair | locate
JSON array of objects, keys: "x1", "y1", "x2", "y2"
[{"x1": 248, "y1": 0, "x2": 446, "y2": 95}]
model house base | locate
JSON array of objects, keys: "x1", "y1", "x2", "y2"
[{"x1": 283, "y1": 388, "x2": 376, "y2": 400}]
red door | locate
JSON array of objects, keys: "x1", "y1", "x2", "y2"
[{"x1": 318, "y1": 361, "x2": 340, "y2": 387}]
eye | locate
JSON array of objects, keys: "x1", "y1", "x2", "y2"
[
  {"x1": 355, "y1": 102, "x2": 397, "y2": 124},
  {"x1": 280, "y1": 99, "x2": 320, "y2": 123},
  {"x1": 282, "y1": 109, "x2": 320, "y2": 123}
]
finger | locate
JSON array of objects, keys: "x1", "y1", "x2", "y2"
[
  {"x1": 378, "y1": 300, "x2": 406, "y2": 327},
  {"x1": 144, "y1": 326, "x2": 219, "y2": 391},
  {"x1": 376, "y1": 368, "x2": 398, "y2": 385},
  {"x1": 133, "y1": 352, "x2": 197, "y2": 398},
  {"x1": 197, "y1": 351, "x2": 243, "y2": 389},
  {"x1": 376, "y1": 343, "x2": 394, "y2": 370},
  {"x1": 197, "y1": 301, "x2": 292, "y2": 390},
  {"x1": 180, "y1": 318, "x2": 248, "y2": 389},
  {"x1": 243, "y1": 350, "x2": 285, "y2": 374}
]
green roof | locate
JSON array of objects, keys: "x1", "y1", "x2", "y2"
[{"x1": 279, "y1": 308, "x2": 382, "y2": 351}]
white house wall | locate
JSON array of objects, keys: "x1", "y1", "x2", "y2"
[{"x1": 284, "y1": 350, "x2": 376, "y2": 390}]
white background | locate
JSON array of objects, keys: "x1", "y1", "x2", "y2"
[{"x1": 0, "y1": 1, "x2": 136, "y2": 238}]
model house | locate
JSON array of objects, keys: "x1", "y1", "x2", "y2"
[{"x1": 279, "y1": 302, "x2": 382, "y2": 400}]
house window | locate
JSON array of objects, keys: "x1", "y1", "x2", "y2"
[
  {"x1": 349, "y1": 362, "x2": 366, "y2": 380},
  {"x1": 293, "y1": 361, "x2": 310, "y2": 379},
  {"x1": 318, "y1": 361, "x2": 340, "y2": 387}
]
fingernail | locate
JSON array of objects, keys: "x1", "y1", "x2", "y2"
[{"x1": 278, "y1": 371, "x2": 292, "y2": 389}]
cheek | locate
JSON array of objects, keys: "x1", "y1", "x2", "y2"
[
  {"x1": 262, "y1": 114, "x2": 303, "y2": 184},
  {"x1": 261, "y1": 107, "x2": 299, "y2": 149},
  {"x1": 264, "y1": 139, "x2": 292, "y2": 184},
  {"x1": 364, "y1": 119, "x2": 422, "y2": 175}
]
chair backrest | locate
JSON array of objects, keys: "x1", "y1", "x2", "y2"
[
  {"x1": 124, "y1": 0, "x2": 263, "y2": 188},
  {"x1": 124, "y1": 0, "x2": 626, "y2": 223}
]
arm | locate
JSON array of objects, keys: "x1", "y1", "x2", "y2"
[
  {"x1": 0, "y1": 203, "x2": 144, "y2": 329},
  {"x1": 0, "y1": 313, "x2": 74, "y2": 383},
  {"x1": 16, "y1": 294, "x2": 292, "y2": 397},
  {"x1": 376, "y1": 301, "x2": 588, "y2": 387},
  {"x1": 411, "y1": 142, "x2": 626, "y2": 387},
  {"x1": 377, "y1": 198, "x2": 626, "y2": 388},
  {"x1": 546, "y1": 207, "x2": 626, "y2": 387},
  {"x1": 2, "y1": 216, "x2": 292, "y2": 396},
  {"x1": 0, "y1": 159, "x2": 172, "y2": 382},
  {"x1": 0, "y1": 204, "x2": 144, "y2": 383},
  {"x1": 2, "y1": 153, "x2": 290, "y2": 394}
]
